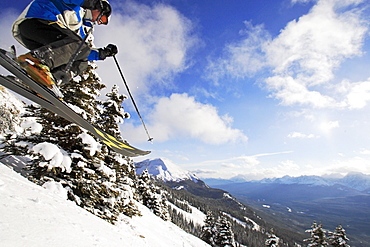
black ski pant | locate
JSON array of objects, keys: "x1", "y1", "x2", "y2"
[{"x1": 18, "y1": 18, "x2": 90, "y2": 74}]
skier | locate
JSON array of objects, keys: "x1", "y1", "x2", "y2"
[{"x1": 11, "y1": 0, "x2": 118, "y2": 87}]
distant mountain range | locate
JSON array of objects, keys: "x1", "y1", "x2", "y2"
[
  {"x1": 135, "y1": 158, "x2": 370, "y2": 246},
  {"x1": 204, "y1": 172, "x2": 370, "y2": 193},
  {"x1": 204, "y1": 174, "x2": 370, "y2": 247}
]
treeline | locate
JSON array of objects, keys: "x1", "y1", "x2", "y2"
[{"x1": 156, "y1": 180, "x2": 305, "y2": 246}]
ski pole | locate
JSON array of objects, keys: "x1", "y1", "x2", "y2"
[{"x1": 113, "y1": 55, "x2": 153, "y2": 142}]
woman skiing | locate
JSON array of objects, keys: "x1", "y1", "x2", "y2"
[{"x1": 12, "y1": 0, "x2": 117, "y2": 89}]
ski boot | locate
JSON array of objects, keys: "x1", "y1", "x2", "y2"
[{"x1": 17, "y1": 52, "x2": 64, "y2": 99}]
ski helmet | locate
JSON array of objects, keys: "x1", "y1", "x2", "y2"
[{"x1": 101, "y1": 0, "x2": 112, "y2": 19}]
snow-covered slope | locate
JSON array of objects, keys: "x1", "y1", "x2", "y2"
[
  {"x1": 135, "y1": 158, "x2": 200, "y2": 182},
  {"x1": 0, "y1": 163, "x2": 210, "y2": 247}
]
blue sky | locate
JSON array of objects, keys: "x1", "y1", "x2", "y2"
[{"x1": 1, "y1": 0, "x2": 370, "y2": 180}]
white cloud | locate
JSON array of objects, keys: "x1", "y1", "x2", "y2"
[
  {"x1": 192, "y1": 152, "x2": 370, "y2": 180},
  {"x1": 278, "y1": 159, "x2": 301, "y2": 172},
  {"x1": 188, "y1": 152, "x2": 293, "y2": 180},
  {"x1": 264, "y1": 0, "x2": 368, "y2": 107},
  {"x1": 317, "y1": 156, "x2": 370, "y2": 175},
  {"x1": 122, "y1": 93, "x2": 247, "y2": 144},
  {"x1": 94, "y1": 1, "x2": 198, "y2": 96},
  {"x1": 358, "y1": 148, "x2": 370, "y2": 155},
  {"x1": 319, "y1": 120, "x2": 339, "y2": 134},
  {"x1": 206, "y1": 21, "x2": 270, "y2": 84},
  {"x1": 288, "y1": 131, "x2": 318, "y2": 138},
  {"x1": 265, "y1": 75, "x2": 339, "y2": 108},
  {"x1": 206, "y1": 0, "x2": 369, "y2": 109},
  {"x1": 344, "y1": 78, "x2": 370, "y2": 109}
]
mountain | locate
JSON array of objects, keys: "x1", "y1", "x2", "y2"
[
  {"x1": 336, "y1": 172, "x2": 370, "y2": 192},
  {"x1": 258, "y1": 173, "x2": 370, "y2": 192},
  {"x1": 0, "y1": 162, "x2": 209, "y2": 247},
  {"x1": 205, "y1": 173, "x2": 370, "y2": 192},
  {"x1": 207, "y1": 175, "x2": 370, "y2": 247},
  {"x1": 135, "y1": 158, "x2": 226, "y2": 198},
  {"x1": 136, "y1": 158, "x2": 307, "y2": 246},
  {"x1": 136, "y1": 158, "x2": 200, "y2": 182}
]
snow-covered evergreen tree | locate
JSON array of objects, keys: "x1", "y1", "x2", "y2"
[
  {"x1": 201, "y1": 211, "x2": 216, "y2": 245},
  {"x1": 304, "y1": 221, "x2": 329, "y2": 247},
  {"x1": 214, "y1": 215, "x2": 236, "y2": 247},
  {"x1": 136, "y1": 169, "x2": 170, "y2": 220},
  {"x1": 97, "y1": 84, "x2": 129, "y2": 137},
  {"x1": 1, "y1": 63, "x2": 141, "y2": 223},
  {"x1": 327, "y1": 225, "x2": 350, "y2": 247},
  {"x1": 0, "y1": 86, "x2": 23, "y2": 135},
  {"x1": 265, "y1": 228, "x2": 280, "y2": 247}
]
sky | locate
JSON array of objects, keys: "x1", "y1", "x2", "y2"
[{"x1": 1, "y1": 0, "x2": 370, "y2": 180}]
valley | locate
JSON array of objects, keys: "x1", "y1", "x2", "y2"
[{"x1": 206, "y1": 180, "x2": 370, "y2": 246}]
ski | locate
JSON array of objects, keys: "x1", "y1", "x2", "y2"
[{"x1": 0, "y1": 49, "x2": 150, "y2": 157}]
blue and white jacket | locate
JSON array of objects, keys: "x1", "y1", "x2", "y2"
[{"x1": 12, "y1": 0, "x2": 100, "y2": 60}]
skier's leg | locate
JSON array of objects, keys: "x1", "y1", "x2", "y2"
[{"x1": 18, "y1": 19, "x2": 91, "y2": 70}]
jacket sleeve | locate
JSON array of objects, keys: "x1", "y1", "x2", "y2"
[{"x1": 87, "y1": 49, "x2": 101, "y2": 61}]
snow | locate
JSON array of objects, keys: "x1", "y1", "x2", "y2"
[
  {"x1": 0, "y1": 163, "x2": 210, "y2": 247},
  {"x1": 78, "y1": 132, "x2": 102, "y2": 156},
  {"x1": 0, "y1": 86, "x2": 24, "y2": 113},
  {"x1": 222, "y1": 212, "x2": 262, "y2": 232},
  {"x1": 20, "y1": 117, "x2": 43, "y2": 134},
  {"x1": 32, "y1": 142, "x2": 72, "y2": 173},
  {"x1": 169, "y1": 201, "x2": 206, "y2": 227},
  {"x1": 244, "y1": 216, "x2": 261, "y2": 231},
  {"x1": 136, "y1": 158, "x2": 200, "y2": 182},
  {"x1": 0, "y1": 86, "x2": 24, "y2": 135},
  {"x1": 259, "y1": 173, "x2": 370, "y2": 191}
]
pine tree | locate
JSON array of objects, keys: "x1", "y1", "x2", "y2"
[
  {"x1": 327, "y1": 225, "x2": 350, "y2": 247},
  {"x1": 1, "y1": 63, "x2": 141, "y2": 223},
  {"x1": 97, "y1": 85, "x2": 140, "y2": 217},
  {"x1": 304, "y1": 221, "x2": 329, "y2": 247},
  {"x1": 97, "y1": 84, "x2": 129, "y2": 137},
  {"x1": 265, "y1": 228, "x2": 280, "y2": 247},
  {"x1": 0, "y1": 86, "x2": 23, "y2": 134},
  {"x1": 214, "y1": 215, "x2": 236, "y2": 247},
  {"x1": 201, "y1": 211, "x2": 216, "y2": 245},
  {"x1": 136, "y1": 169, "x2": 170, "y2": 220}
]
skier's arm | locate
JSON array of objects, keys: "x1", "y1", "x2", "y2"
[{"x1": 87, "y1": 44, "x2": 118, "y2": 61}]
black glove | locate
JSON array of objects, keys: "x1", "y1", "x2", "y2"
[{"x1": 98, "y1": 44, "x2": 118, "y2": 60}]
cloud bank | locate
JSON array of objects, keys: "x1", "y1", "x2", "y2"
[
  {"x1": 95, "y1": 1, "x2": 198, "y2": 96},
  {"x1": 122, "y1": 93, "x2": 248, "y2": 144},
  {"x1": 206, "y1": 0, "x2": 369, "y2": 109}
]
